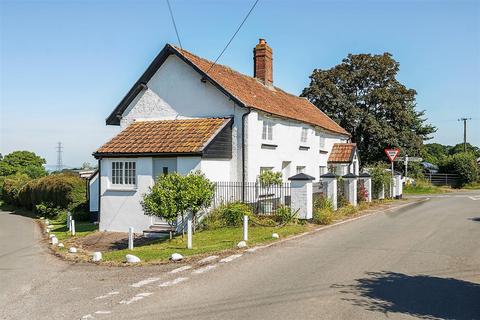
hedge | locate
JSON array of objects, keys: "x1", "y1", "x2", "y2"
[
  {"x1": 439, "y1": 152, "x2": 479, "y2": 186},
  {"x1": 17, "y1": 173, "x2": 86, "y2": 211},
  {"x1": 1, "y1": 173, "x2": 31, "y2": 206}
]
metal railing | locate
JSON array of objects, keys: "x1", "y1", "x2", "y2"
[
  {"x1": 212, "y1": 181, "x2": 291, "y2": 215},
  {"x1": 425, "y1": 173, "x2": 461, "y2": 187}
]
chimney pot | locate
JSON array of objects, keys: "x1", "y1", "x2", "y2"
[{"x1": 253, "y1": 38, "x2": 273, "y2": 86}]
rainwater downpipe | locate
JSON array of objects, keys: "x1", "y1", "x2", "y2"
[{"x1": 241, "y1": 107, "x2": 251, "y2": 201}]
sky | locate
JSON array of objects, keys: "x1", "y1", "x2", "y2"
[{"x1": 1, "y1": 0, "x2": 479, "y2": 167}]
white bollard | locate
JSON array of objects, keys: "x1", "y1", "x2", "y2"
[
  {"x1": 128, "y1": 227, "x2": 134, "y2": 250},
  {"x1": 187, "y1": 218, "x2": 192, "y2": 249},
  {"x1": 67, "y1": 213, "x2": 71, "y2": 231},
  {"x1": 71, "y1": 220, "x2": 75, "y2": 236},
  {"x1": 243, "y1": 215, "x2": 248, "y2": 241}
]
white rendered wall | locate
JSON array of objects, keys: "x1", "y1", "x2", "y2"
[
  {"x1": 201, "y1": 159, "x2": 231, "y2": 182},
  {"x1": 119, "y1": 54, "x2": 246, "y2": 181},
  {"x1": 89, "y1": 173, "x2": 99, "y2": 212},
  {"x1": 99, "y1": 157, "x2": 154, "y2": 233},
  {"x1": 245, "y1": 110, "x2": 348, "y2": 182}
]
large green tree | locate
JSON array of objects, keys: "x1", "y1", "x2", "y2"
[
  {"x1": 0, "y1": 151, "x2": 47, "y2": 178},
  {"x1": 301, "y1": 53, "x2": 436, "y2": 164}
]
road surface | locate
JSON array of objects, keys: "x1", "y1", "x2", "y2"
[{"x1": 1, "y1": 192, "x2": 479, "y2": 319}]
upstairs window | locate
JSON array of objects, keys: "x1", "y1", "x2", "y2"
[
  {"x1": 262, "y1": 120, "x2": 273, "y2": 141},
  {"x1": 301, "y1": 128, "x2": 308, "y2": 143},
  {"x1": 111, "y1": 161, "x2": 136, "y2": 185},
  {"x1": 319, "y1": 136, "x2": 326, "y2": 150}
]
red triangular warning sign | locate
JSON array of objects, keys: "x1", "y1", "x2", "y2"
[{"x1": 384, "y1": 148, "x2": 401, "y2": 162}]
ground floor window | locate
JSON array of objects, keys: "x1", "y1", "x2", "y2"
[
  {"x1": 111, "y1": 161, "x2": 136, "y2": 186},
  {"x1": 319, "y1": 166, "x2": 327, "y2": 177},
  {"x1": 296, "y1": 166, "x2": 306, "y2": 174}
]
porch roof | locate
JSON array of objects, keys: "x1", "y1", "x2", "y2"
[
  {"x1": 93, "y1": 118, "x2": 230, "y2": 157},
  {"x1": 328, "y1": 143, "x2": 357, "y2": 163}
]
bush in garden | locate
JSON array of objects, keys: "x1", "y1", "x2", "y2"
[
  {"x1": 273, "y1": 205, "x2": 298, "y2": 225},
  {"x1": 313, "y1": 208, "x2": 334, "y2": 225},
  {"x1": 17, "y1": 174, "x2": 86, "y2": 210},
  {"x1": 369, "y1": 162, "x2": 391, "y2": 198},
  {"x1": 35, "y1": 202, "x2": 63, "y2": 219},
  {"x1": 357, "y1": 183, "x2": 368, "y2": 202},
  {"x1": 313, "y1": 195, "x2": 333, "y2": 211},
  {"x1": 221, "y1": 202, "x2": 252, "y2": 227},
  {"x1": 1, "y1": 173, "x2": 31, "y2": 205}
]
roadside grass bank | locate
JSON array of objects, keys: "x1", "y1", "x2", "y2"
[
  {"x1": 48, "y1": 213, "x2": 98, "y2": 241},
  {"x1": 463, "y1": 182, "x2": 480, "y2": 190},
  {"x1": 403, "y1": 179, "x2": 452, "y2": 195},
  {"x1": 101, "y1": 224, "x2": 309, "y2": 263}
]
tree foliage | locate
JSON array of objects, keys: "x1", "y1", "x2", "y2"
[
  {"x1": 141, "y1": 171, "x2": 215, "y2": 238},
  {"x1": 439, "y1": 152, "x2": 478, "y2": 186},
  {"x1": 0, "y1": 151, "x2": 47, "y2": 178},
  {"x1": 301, "y1": 53, "x2": 436, "y2": 164}
]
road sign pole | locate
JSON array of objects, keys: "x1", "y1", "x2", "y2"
[{"x1": 391, "y1": 161, "x2": 394, "y2": 197}]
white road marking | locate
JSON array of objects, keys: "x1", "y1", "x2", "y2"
[
  {"x1": 169, "y1": 265, "x2": 192, "y2": 274},
  {"x1": 82, "y1": 315, "x2": 94, "y2": 319},
  {"x1": 246, "y1": 245, "x2": 268, "y2": 253},
  {"x1": 192, "y1": 264, "x2": 217, "y2": 274},
  {"x1": 94, "y1": 291, "x2": 119, "y2": 300},
  {"x1": 469, "y1": 196, "x2": 480, "y2": 201},
  {"x1": 119, "y1": 292, "x2": 153, "y2": 305},
  {"x1": 198, "y1": 255, "x2": 219, "y2": 264},
  {"x1": 159, "y1": 277, "x2": 189, "y2": 287},
  {"x1": 130, "y1": 277, "x2": 161, "y2": 288},
  {"x1": 94, "y1": 311, "x2": 112, "y2": 315},
  {"x1": 220, "y1": 254, "x2": 242, "y2": 263}
]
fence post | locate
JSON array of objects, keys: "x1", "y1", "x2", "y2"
[
  {"x1": 343, "y1": 173, "x2": 358, "y2": 206},
  {"x1": 243, "y1": 215, "x2": 248, "y2": 241},
  {"x1": 320, "y1": 173, "x2": 338, "y2": 211},
  {"x1": 71, "y1": 220, "x2": 75, "y2": 236},
  {"x1": 288, "y1": 173, "x2": 315, "y2": 219},
  {"x1": 128, "y1": 227, "x2": 134, "y2": 250},
  {"x1": 359, "y1": 173, "x2": 372, "y2": 202},
  {"x1": 67, "y1": 212, "x2": 71, "y2": 231},
  {"x1": 187, "y1": 218, "x2": 192, "y2": 249}
]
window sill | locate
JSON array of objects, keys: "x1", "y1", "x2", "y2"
[
  {"x1": 261, "y1": 143, "x2": 278, "y2": 150},
  {"x1": 106, "y1": 186, "x2": 137, "y2": 192},
  {"x1": 299, "y1": 146, "x2": 310, "y2": 151},
  {"x1": 319, "y1": 149, "x2": 328, "y2": 154}
]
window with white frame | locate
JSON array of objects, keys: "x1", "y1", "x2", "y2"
[
  {"x1": 111, "y1": 161, "x2": 136, "y2": 186},
  {"x1": 319, "y1": 136, "x2": 326, "y2": 150},
  {"x1": 262, "y1": 120, "x2": 273, "y2": 141},
  {"x1": 260, "y1": 167, "x2": 274, "y2": 174},
  {"x1": 296, "y1": 166, "x2": 306, "y2": 174},
  {"x1": 301, "y1": 128, "x2": 308, "y2": 143},
  {"x1": 319, "y1": 166, "x2": 327, "y2": 177}
]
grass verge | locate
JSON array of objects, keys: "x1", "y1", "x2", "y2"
[
  {"x1": 48, "y1": 213, "x2": 98, "y2": 241},
  {"x1": 102, "y1": 224, "x2": 308, "y2": 263}
]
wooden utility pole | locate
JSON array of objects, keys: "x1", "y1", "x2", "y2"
[{"x1": 458, "y1": 118, "x2": 472, "y2": 152}]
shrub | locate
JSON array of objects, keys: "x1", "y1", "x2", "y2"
[
  {"x1": 273, "y1": 205, "x2": 298, "y2": 225},
  {"x1": 439, "y1": 152, "x2": 478, "y2": 187},
  {"x1": 313, "y1": 208, "x2": 335, "y2": 225},
  {"x1": 313, "y1": 195, "x2": 333, "y2": 211},
  {"x1": 17, "y1": 174, "x2": 86, "y2": 210},
  {"x1": 35, "y1": 202, "x2": 63, "y2": 219},
  {"x1": 200, "y1": 202, "x2": 252, "y2": 230},
  {"x1": 369, "y1": 162, "x2": 391, "y2": 198},
  {"x1": 1, "y1": 173, "x2": 31, "y2": 205}
]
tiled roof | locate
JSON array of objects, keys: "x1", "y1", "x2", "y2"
[
  {"x1": 328, "y1": 143, "x2": 357, "y2": 163},
  {"x1": 94, "y1": 118, "x2": 228, "y2": 155},
  {"x1": 173, "y1": 46, "x2": 349, "y2": 136}
]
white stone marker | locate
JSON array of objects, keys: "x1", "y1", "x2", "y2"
[
  {"x1": 272, "y1": 233, "x2": 279, "y2": 239},
  {"x1": 51, "y1": 237, "x2": 58, "y2": 246},
  {"x1": 187, "y1": 218, "x2": 192, "y2": 250},
  {"x1": 125, "y1": 254, "x2": 140, "y2": 263},
  {"x1": 243, "y1": 215, "x2": 248, "y2": 241},
  {"x1": 71, "y1": 220, "x2": 75, "y2": 236},
  {"x1": 66, "y1": 212, "x2": 72, "y2": 231},
  {"x1": 128, "y1": 227, "x2": 134, "y2": 250},
  {"x1": 58, "y1": 243, "x2": 64, "y2": 248},
  {"x1": 237, "y1": 241, "x2": 247, "y2": 248},
  {"x1": 69, "y1": 247, "x2": 77, "y2": 253},
  {"x1": 171, "y1": 253, "x2": 183, "y2": 261},
  {"x1": 92, "y1": 252, "x2": 102, "y2": 262}
]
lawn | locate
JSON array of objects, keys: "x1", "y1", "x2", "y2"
[
  {"x1": 47, "y1": 214, "x2": 98, "y2": 241},
  {"x1": 102, "y1": 224, "x2": 309, "y2": 263}
]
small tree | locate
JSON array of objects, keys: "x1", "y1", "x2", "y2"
[
  {"x1": 184, "y1": 171, "x2": 215, "y2": 233},
  {"x1": 369, "y1": 162, "x2": 391, "y2": 198},
  {"x1": 258, "y1": 170, "x2": 282, "y2": 191},
  {"x1": 141, "y1": 173, "x2": 184, "y2": 239}
]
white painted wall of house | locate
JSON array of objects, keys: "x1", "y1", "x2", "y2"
[
  {"x1": 89, "y1": 173, "x2": 99, "y2": 212},
  {"x1": 244, "y1": 110, "x2": 348, "y2": 182}
]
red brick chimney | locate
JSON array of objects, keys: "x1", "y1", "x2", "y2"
[{"x1": 253, "y1": 39, "x2": 273, "y2": 86}]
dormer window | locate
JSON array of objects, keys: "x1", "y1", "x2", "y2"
[
  {"x1": 301, "y1": 128, "x2": 308, "y2": 143},
  {"x1": 262, "y1": 120, "x2": 273, "y2": 140}
]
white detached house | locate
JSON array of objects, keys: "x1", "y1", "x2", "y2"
[{"x1": 91, "y1": 39, "x2": 358, "y2": 232}]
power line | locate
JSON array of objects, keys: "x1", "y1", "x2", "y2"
[
  {"x1": 204, "y1": 0, "x2": 260, "y2": 75},
  {"x1": 166, "y1": 0, "x2": 183, "y2": 50}
]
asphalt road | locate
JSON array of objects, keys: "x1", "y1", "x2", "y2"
[{"x1": 1, "y1": 192, "x2": 479, "y2": 320}]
